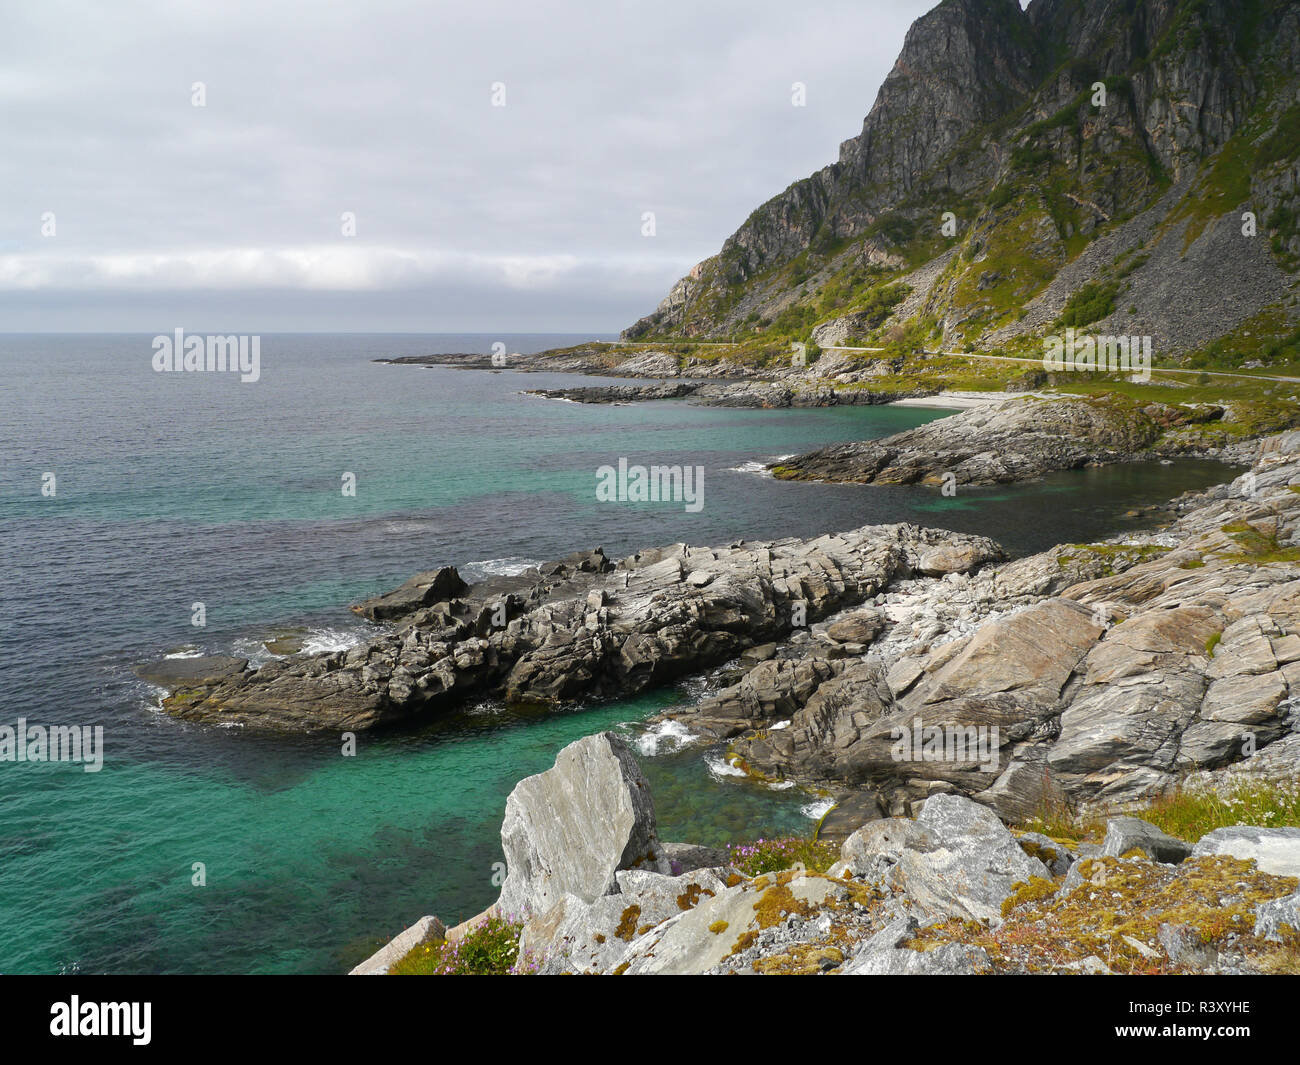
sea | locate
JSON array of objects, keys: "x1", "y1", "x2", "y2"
[{"x1": 0, "y1": 332, "x2": 1235, "y2": 973}]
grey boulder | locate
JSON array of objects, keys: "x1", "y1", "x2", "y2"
[
  {"x1": 1101, "y1": 817, "x2": 1192, "y2": 864},
  {"x1": 1253, "y1": 891, "x2": 1300, "y2": 943},
  {"x1": 839, "y1": 793, "x2": 1050, "y2": 924},
  {"x1": 498, "y1": 732, "x2": 667, "y2": 919}
]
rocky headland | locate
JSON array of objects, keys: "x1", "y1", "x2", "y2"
[
  {"x1": 156, "y1": 521, "x2": 1006, "y2": 731},
  {"x1": 381, "y1": 346, "x2": 943, "y2": 409},
  {"x1": 770, "y1": 392, "x2": 1239, "y2": 486},
  {"x1": 669, "y1": 429, "x2": 1300, "y2": 820}
]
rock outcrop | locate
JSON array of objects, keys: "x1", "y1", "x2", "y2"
[
  {"x1": 374, "y1": 744, "x2": 1299, "y2": 976},
  {"x1": 772, "y1": 394, "x2": 1220, "y2": 486},
  {"x1": 154, "y1": 526, "x2": 1003, "y2": 732},
  {"x1": 1191, "y1": 827, "x2": 1300, "y2": 878},
  {"x1": 348, "y1": 915, "x2": 445, "y2": 976},
  {"x1": 498, "y1": 733, "x2": 668, "y2": 918},
  {"x1": 836, "y1": 794, "x2": 1050, "y2": 923},
  {"x1": 656, "y1": 429, "x2": 1300, "y2": 819},
  {"x1": 159, "y1": 431, "x2": 1299, "y2": 841}
]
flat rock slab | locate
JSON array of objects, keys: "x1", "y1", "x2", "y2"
[
  {"x1": 618, "y1": 873, "x2": 844, "y2": 975},
  {"x1": 135, "y1": 655, "x2": 248, "y2": 689},
  {"x1": 1191, "y1": 827, "x2": 1300, "y2": 878},
  {"x1": 843, "y1": 942, "x2": 992, "y2": 975},
  {"x1": 348, "y1": 915, "x2": 445, "y2": 975}
]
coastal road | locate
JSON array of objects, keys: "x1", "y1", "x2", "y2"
[
  {"x1": 611, "y1": 339, "x2": 1300, "y2": 384},
  {"x1": 823, "y1": 345, "x2": 1300, "y2": 385}
]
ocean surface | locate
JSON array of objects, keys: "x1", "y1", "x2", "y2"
[{"x1": 0, "y1": 333, "x2": 1235, "y2": 974}]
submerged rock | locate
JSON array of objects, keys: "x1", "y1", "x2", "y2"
[{"x1": 135, "y1": 654, "x2": 248, "y2": 689}]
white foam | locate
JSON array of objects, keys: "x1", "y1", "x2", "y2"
[
  {"x1": 231, "y1": 626, "x2": 367, "y2": 664},
  {"x1": 300, "y1": 628, "x2": 367, "y2": 655},
  {"x1": 140, "y1": 684, "x2": 168, "y2": 713},
  {"x1": 801, "y1": 798, "x2": 836, "y2": 821},
  {"x1": 381, "y1": 519, "x2": 438, "y2": 534},
  {"x1": 468, "y1": 557, "x2": 540, "y2": 578},
  {"x1": 635, "y1": 719, "x2": 696, "y2": 756},
  {"x1": 766, "y1": 780, "x2": 796, "y2": 790},
  {"x1": 704, "y1": 752, "x2": 748, "y2": 780},
  {"x1": 163, "y1": 649, "x2": 204, "y2": 659}
]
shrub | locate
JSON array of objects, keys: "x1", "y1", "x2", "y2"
[{"x1": 1058, "y1": 279, "x2": 1119, "y2": 328}]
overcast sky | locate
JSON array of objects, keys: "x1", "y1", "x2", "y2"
[{"x1": 1, "y1": 0, "x2": 935, "y2": 333}]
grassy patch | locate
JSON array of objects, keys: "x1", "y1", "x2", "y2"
[
  {"x1": 389, "y1": 914, "x2": 525, "y2": 975},
  {"x1": 1001, "y1": 875, "x2": 1060, "y2": 917},
  {"x1": 1132, "y1": 779, "x2": 1300, "y2": 840},
  {"x1": 1058, "y1": 279, "x2": 1119, "y2": 328},
  {"x1": 727, "y1": 836, "x2": 839, "y2": 877},
  {"x1": 1215, "y1": 520, "x2": 1300, "y2": 564}
]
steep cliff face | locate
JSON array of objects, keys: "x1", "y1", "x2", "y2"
[{"x1": 625, "y1": 0, "x2": 1300, "y2": 361}]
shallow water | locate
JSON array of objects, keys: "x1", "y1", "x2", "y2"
[{"x1": 0, "y1": 333, "x2": 1235, "y2": 973}]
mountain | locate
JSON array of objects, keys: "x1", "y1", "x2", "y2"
[{"x1": 624, "y1": 0, "x2": 1300, "y2": 366}]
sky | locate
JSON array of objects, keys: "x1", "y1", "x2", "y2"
[{"x1": 0, "y1": 0, "x2": 935, "y2": 333}]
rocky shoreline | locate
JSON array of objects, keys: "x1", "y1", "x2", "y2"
[
  {"x1": 154, "y1": 523, "x2": 1006, "y2": 732},
  {"x1": 663, "y1": 430, "x2": 1300, "y2": 819},
  {"x1": 379, "y1": 347, "x2": 942, "y2": 409},
  {"x1": 381, "y1": 348, "x2": 1264, "y2": 475},
  {"x1": 144, "y1": 427, "x2": 1300, "y2": 975},
  {"x1": 353, "y1": 731, "x2": 1300, "y2": 975},
  {"x1": 771, "y1": 393, "x2": 1239, "y2": 486},
  {"x1": 153, "y1": 430, "x2": 1299, "y2": 821}
]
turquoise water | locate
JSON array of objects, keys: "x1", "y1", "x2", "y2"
[{"x1": 0, "y1": 333, "x2": 1236, "y2": 973}]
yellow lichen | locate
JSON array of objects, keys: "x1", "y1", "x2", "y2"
[
  {"x1": 615, "y1": 904, "x2": 641, "y2": 942},
  {"x1": 677, "y1": 883, "x2": 715, "y2": 911},
  {"x1": 918, "y1": 855, "x2": 1299, "y2": 974},
  {"x1": 751, "y1": 945, "x2": 844, "y2": 975},
  {"x1": 753, "y1": 882, "x2": 815, "y2": 930},
  {"x1": 1001, "y1": 875, "x2": 1060, "y2": 918}
]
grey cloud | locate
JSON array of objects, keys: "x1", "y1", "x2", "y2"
[{"x1": 1, "y1": 0, "x2": 931, "y2": 331}]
